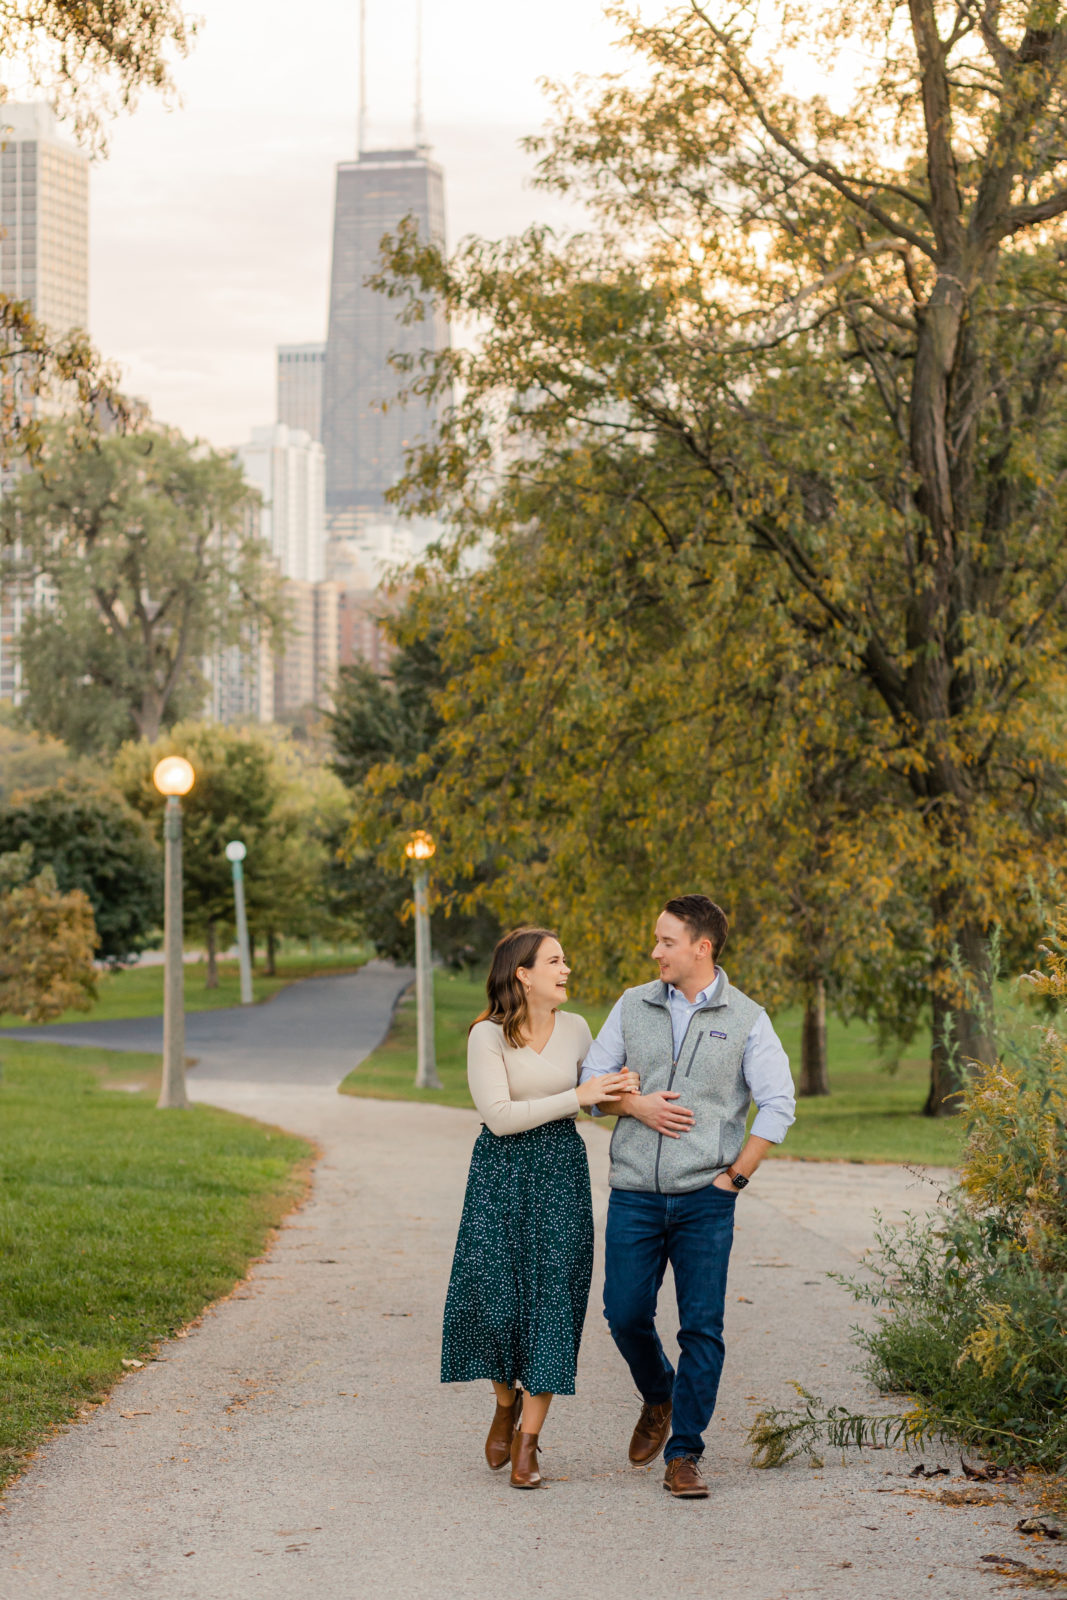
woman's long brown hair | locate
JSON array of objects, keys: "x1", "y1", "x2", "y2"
[{"x1": 471, "y1": 926, "x2": 557, "y2": 1048}]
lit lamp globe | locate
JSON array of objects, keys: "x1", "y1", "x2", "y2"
[
  {"x1": 405, "y1": 830, "x2": 436, "y2": 863},
  {"x1": 225, "y1": 840, "x2": 247, "y2": 863},
  {"x1": 153, "y1": 756, "x2": 195, "y2": 797}
]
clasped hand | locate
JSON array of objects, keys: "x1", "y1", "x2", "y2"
[
  {"x1": 575, "y1": 1070, "x2": 640, "y2": 1108},
  {"x1": 630, "y1": 1090, "x2": 695, "y2": 1138}
]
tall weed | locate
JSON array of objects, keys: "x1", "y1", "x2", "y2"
[{"x1": 750, "y1": 916, "x2": 1067, "y2": 1471}]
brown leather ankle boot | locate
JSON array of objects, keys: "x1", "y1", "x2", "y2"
[
  {"x1": 510, "y1": 1430, "x2": 543, "y2": 1489},
  {"x1": 485, "y1": 1390, "x2": 523, "y2": 1470}
]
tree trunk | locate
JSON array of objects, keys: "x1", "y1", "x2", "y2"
[
  {"x1": 133, "y1": 687, "x2": 164, "y2": 744},
  {"x1": 266, "y1": 928, "x2": 277, "y2": 977},
  {"x1": 924, "y1": 900, "x2": 994, "y2": 1117},
  {"x1": 204, "y1": 918, "x2": 219, "y2": 989},
  {"x1": 797, "y1": 977, "x2": 830, "y2": 1097}
]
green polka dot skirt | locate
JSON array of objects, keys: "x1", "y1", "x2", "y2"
[{"x1": 441, "y1": 1119, "x2": 594, "y2": 1395}]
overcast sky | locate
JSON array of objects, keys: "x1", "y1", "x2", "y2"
[{"x1": 61, "y1": 0, "x2": 626, "y2": 446}]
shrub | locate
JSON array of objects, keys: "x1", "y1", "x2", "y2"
[{"x1": 750, "y1": 916, "x2": 1067, "y2": 1472}]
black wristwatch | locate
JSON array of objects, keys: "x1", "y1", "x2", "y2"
[{"x1": 726, "y1": 1165, "x2": 749, "y2": 1190}]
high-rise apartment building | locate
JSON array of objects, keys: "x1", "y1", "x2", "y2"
[
  {"x1": 0, "y1": 102, "x2": 88, "y2": 335},
  {"x1": 205, "y1": 628, "x2": 275, "y2": 726},
  {"x1": 277, "y1": 343, "x2": 325, "y2": 441},
  {"x1": 236, "y1": 424, "x2": 326, "y2": 585},
  {"x1": 0, "y1": 103, "x2": 89, "y2": 704},
  {"x1": 201, "y1": 505, "x2": 277, "y2": 727},
  {"x1": 321, "y1": 147, "x2": 450, "y2": 584}
]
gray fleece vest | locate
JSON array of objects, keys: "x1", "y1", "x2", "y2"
[{"x1": 608, "y1": 972, "x2": 762, "y2": 1194}]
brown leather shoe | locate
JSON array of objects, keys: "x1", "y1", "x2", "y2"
[
  {"x1": 664, "y1": 1456, "x2": 709, "y2": 1498},
  {"x1": 510, "y1": 1430, "x2": 543, "y2": 1489},
  {"x1": 629, "y1": 1399, "x2": 673, "y2": 1466},
  {"x1": 485, "y1": 1390, "x2": 523, "y2": 1470}
]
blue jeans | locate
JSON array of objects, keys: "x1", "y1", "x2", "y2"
[{"x1": 603, "y1": 1182, "x2": 736, "y2": 1462}]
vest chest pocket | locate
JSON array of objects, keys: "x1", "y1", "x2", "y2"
[{"x1": 683, "y1": 1028, "x2": 744, "y2": 1084}]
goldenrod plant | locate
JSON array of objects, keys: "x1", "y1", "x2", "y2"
[{"x1": 749, "y1": 916, "x2": 1067, "y2": 1473}]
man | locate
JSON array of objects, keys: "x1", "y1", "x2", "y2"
[{"x1": 580, "y1": 894, "x2": 795, "y2": 1499}]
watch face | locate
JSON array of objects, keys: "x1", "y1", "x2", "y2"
[{"x1": 731, "y1": 1172, "x2": 749, "y2": 1189}]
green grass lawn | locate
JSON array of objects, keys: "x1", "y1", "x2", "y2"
[
  {"x1": 339, "y1": 970, "x2": 965, "y2": 1166},
  {"x1": 0, "y1": 942, "x2": 373, "y2": 1028},
  {"x1": 0, "y1": 1041, "x2": 312, "y2": 1490}
]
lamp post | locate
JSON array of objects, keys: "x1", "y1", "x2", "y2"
[
  {"x1": 153, "y1": 755, "x2": 195, "y2": 1109},
  {"x1": 225, "y1": 840, "x2": 253, "y2": 1005},
  {"x1": 405, "y1": 830, "x2": 441, "y2": 1089}
]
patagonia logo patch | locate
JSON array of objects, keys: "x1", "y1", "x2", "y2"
[{"x1": 709, "y1": 1030, "x2": 728, "y2": 1040}]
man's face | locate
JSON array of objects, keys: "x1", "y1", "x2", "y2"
[{"x1": 651, "y1": 911, "x2": 712, "y2": 986}]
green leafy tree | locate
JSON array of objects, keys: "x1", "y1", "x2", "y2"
[
  {"x1": 0, "y1": 712, "x2": 81, "y2": 801},
  {"x1": 0, "y1": 781, "x2": 161, "y2": 964},
  {"x1": 374, "y1": 0, "x2": 1067, "y2": 1111},
  {"x1": 115, "y1": 722, "x2": 287, "y2": 984},
  {"x1": 0, "y1": 3, "x2": 191, "y2": 145},
  {"x1": 4, "y1": 425, "x2": 283, "y2": 751},
  {"x1": 0, "y1": 844, "x2": 96, "y2": 1020},
  {"x1": 353, "y1": 506, "x2": 931, "y2": 1094},
  {"x1": 240, "y1": 744, "x2": 359, "y2": 971},
  {"x1": 115, "y1": 722, "x2": 357, "y2": 982},
  {"x1": 329, "y1": 642, "x2": 499, "y2": 967}
]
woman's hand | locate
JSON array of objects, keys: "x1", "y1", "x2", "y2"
[{"x1": 576, "y1": 1071, "x2": 639, "y2": 1108}]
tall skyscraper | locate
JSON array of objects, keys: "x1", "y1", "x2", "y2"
[
  {"x1": 277, "y1": 343, "x2": 325, "y2": 441},
  {"x1": 0, "y1": 102, "x2": 88, "y2": 336},
  {"x1": 0, "y1": 103, "x2": 89, "y2": 704},
  {"x1": 236, "y1": 423, "x2": 326, "y2": 585},
  {"x1": 321, "y1": 146, "x2": 450, "y2": 585}
]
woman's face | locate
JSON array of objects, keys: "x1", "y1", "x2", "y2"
[{"x1": 518, "y1": 937, "x2": 571, "y2": 1010}]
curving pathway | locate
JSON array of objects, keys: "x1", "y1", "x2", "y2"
[{"x1": 0, "y1": 971, "x2": 1051, "y2": 1600}]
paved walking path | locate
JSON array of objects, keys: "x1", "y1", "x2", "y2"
[
  {"x1": 0, "y1": 960, "x2": 415, "y2": 1087},
  {"x1": 0, "y1": 977, "x2": 1052, "y2": 1600}
]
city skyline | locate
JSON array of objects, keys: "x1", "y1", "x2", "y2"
[{"x1": 72, "y1": 0, "x2": 621, "y2": 446}]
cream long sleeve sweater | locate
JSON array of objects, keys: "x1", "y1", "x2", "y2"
[{"x1": 467, "y1": 1011, "x2": 593, "y2": 1136}]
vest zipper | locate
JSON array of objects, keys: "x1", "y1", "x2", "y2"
[
  {"x1": 653, "y1": 1012, "x2": 701, "y2": 1193},
  {"x1": 682, "y1": 1031, "x2": 705, "y2": 1078}
]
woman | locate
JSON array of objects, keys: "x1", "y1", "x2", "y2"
[{"x1": 441, "y1": 926, "x2": 634, "y2": 1489}]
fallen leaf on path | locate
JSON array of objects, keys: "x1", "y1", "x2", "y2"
[
  {"x1": 938, "y1": 1487, "x2": 1004, "y2": 1507},
  {"x1": 120, "y1": 1359, "x2": 144, "y2": 1369},
  {"x1": 119, "y1": 1410, "x2": 152, "y2": 1418},
  {"x1": 962, "y1": 1455, "x2": 1019, "y2": 1482},
  {"x1": 737, "y1": 1296, "x2": 753, "y2": 1303},
  {"x1": 980, "y1": 1552, "x2": 1067, "y2": 1590},
  {"x1": 908, "y1": 1463, "x2": 949, "y2": 1478},
  {"x1": 1017, "y1": 1519, "x2": 1064, "y2": 1540}
]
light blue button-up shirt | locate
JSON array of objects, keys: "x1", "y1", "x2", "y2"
[{"x1": 580, "y1": 967, "x2": 796, "y2": 1143}]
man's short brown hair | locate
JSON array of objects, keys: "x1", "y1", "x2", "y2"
[{"x1": 663, "y1": 895, "x2": 730, "y2": 961}]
